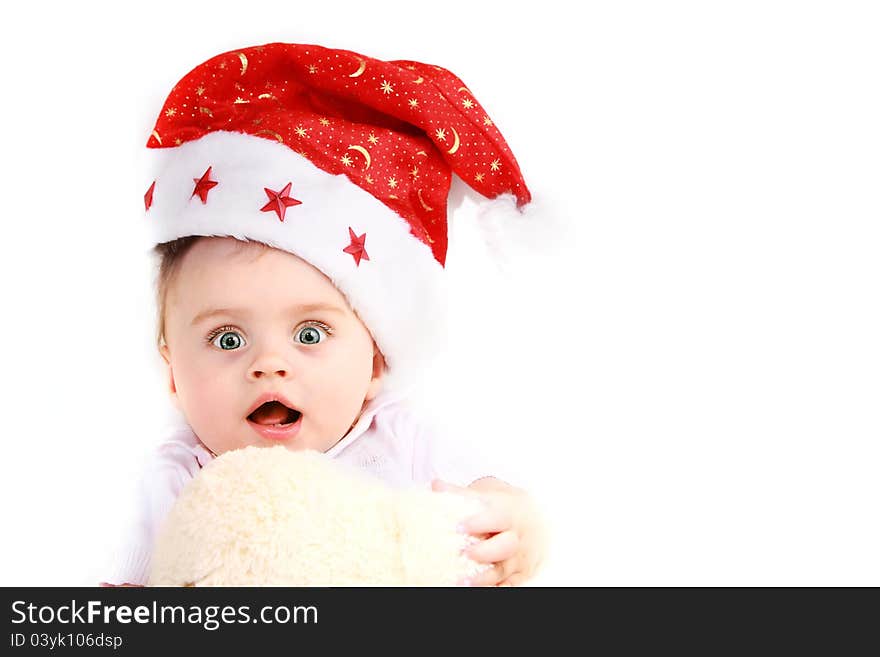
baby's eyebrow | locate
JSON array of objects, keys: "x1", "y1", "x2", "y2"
[{"x1": 190, "y1": 303, "x2": 346, "y2": 326}]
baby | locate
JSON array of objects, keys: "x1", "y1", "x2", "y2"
[{"x1": 104, "y1": 41, "x2": 544, "y2": 586}]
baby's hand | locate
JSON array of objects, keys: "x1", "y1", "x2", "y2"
[{"x1": 431, "y1": 477, "x2": 545, "y2": 587}]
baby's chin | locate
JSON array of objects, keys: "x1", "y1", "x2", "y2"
[{"x1": 194, "y1": 428, "x2": 300, "y2": 457}]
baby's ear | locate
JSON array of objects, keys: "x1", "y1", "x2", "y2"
[
  {"x1": 158, "y1": 343, "x2": 180, "y2": 404},
  {"x1": 364, "y1": 344, "x2": 386, "y2": 401}
]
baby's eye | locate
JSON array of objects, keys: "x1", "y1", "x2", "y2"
[
  {"x1": 211, "y1": 330, "x2": 246, "y2": 350},
  {"x1": 294, "y1": 324, "x2": 328, "y2": 345}
]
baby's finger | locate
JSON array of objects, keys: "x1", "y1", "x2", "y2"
[
  {"x1": 462, "y1": 563, "x2": 504, "y2": 587},
  {"x1": 498, "y1": 572, "x2": 528, "y2": 587},
  {"x1": 468, "y1": 555, "x2": 519, "y2": 586},
  {"x1": 99, "y1": 582, "x2": 142, "y2": 588},
  {"x1": 431, "y1": 479, "x2": 472, "y2": 495},
  {"x1": 465, "y1": 530, "x2": 519, "y2": 564},
  {"x1": 458, "y1": 505, "x2": 513, "y2": 536}
]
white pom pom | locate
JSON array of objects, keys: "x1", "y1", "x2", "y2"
[{"x1": 446, "y1": 176, "x2": 571, "y2": 278}]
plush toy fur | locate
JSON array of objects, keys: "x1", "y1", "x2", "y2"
[{"x1": 148, "y1": 446, "x2": 488, "y2": 586}]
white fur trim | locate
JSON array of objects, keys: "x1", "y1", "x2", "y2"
[{"x1": 144, "y1": 131, "x2": 447, "y2": 392}]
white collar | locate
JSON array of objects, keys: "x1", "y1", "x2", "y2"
[{"x1": 322, "y1": 387, "x2": 407, "y2": 458}]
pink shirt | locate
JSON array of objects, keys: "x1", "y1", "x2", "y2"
[{"x1": 104, "y1": 391, "x2": 492, "y2": 586}]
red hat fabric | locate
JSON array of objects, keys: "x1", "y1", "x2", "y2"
[{"x1": 142, "y1": 41, "x2": 531, "y2": 390}]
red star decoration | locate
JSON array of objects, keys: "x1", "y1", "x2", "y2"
[
  {"x1": 144, "y1": 180, "x2": 155, "y2": 211},
  {"x1": 260, "y1": 182, "x2": 302, "y2": 222},
  {"x1": 343, "y1": 227, "x2": 369, "y2": 266},
  {"x1": 191, "y1": 166, "x2": 219, "y2": 204}
]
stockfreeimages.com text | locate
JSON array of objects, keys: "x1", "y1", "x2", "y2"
[{"x1": 11, "y1": 600, "x2": 317, "y2": 631}]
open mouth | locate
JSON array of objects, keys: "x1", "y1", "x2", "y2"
[{"x1": 246, "y1": 400, "x2": 302, "y2": 427}]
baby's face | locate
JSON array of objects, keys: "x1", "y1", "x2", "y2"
[{"x1": 160, "y1": 237, "x2": 384, "y2": 455}]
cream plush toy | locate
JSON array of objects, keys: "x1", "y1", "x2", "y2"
[{"x1": 148, "y1": 446, "x2": 489, "y2": 586}]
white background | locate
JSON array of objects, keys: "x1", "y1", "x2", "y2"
[{"x1": 1, "y1": 1, "x2": 877, "y2": 586}]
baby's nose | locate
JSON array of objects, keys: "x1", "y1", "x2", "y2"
[
  {"x1": 247, "y1": 353, "x2": 290, "y2": 380},
  {"x1": 250, "y1": 367, "x2": 287, "y2": 379}
]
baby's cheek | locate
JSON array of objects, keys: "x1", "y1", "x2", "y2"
[
  {"x1": 305, "y1": 395, "x2": 341, "y2": 446},
  {"x1": 305, "y1": 381, "x2": 356, "y2": 449},
  {"x1": 183, "y1": 380, "x2": 236, "y2": 448}
]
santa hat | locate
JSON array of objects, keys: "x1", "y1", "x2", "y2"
[{"x1": 142, "y1": 41, "x2": 532, "y2": 391}]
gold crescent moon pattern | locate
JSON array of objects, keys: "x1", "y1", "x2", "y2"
[
  {"x1": 417, "y1": 189, "x2": 433, "y2": 212},
  {"x1": 255, "y1": 129, "x2": 284, "y2": 143},
  {"x1": 151, "y1": 130, "x2": 162, "y2": 145},
  {"x1": 458, "y1": 86, "x2": 472, "y2": 95},
  {"x1": 239, "y1": 53, "x2": 248, "y2": 76},
  {"x1": 447, "y1": 127, "x2": 460, "y2": 155},
  {"x1": 414, "y1": 77, "x2": 424, "y2": 84},
  {"x1": 349, "y1": 59, "x2": 366, "y2": 78},
  {"x1": 347, "y1": 145, "x2": 371, "y2": 169}
]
